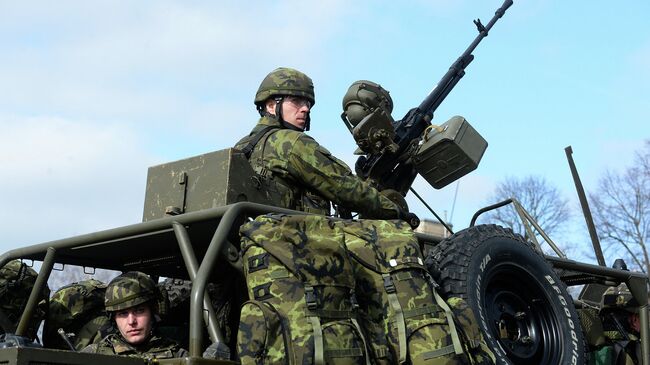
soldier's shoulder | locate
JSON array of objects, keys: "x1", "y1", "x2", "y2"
[
  {"x1": 146, "y1": 335, "x2": 187, "y2": 358},
  {"x1": 81, "y1": 334, "x2": 117, "y2": 354}
]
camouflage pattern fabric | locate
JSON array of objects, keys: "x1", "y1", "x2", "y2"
[
  {"x1": 105, "y1": 271, "x2": 159, "y2": 312},
  {"x1": 0, "y1": 260, "x2": 50, "y2": 339},
  {"x1": 43, "y1": 279, "x2": 109, "y2": 350},
  {"x1": 234, "y1": 116, "x2": 400, "y2": 218},
  {"x1": 255, "y1": 67, "x2": 315, "y2": 106},
  {"x1": 82, "y1": 332, "x2": 188, "y2": 360},
  {"x1": 158, "y1": 277, "x2": 236, "y2": 350},
  {"x1": 337, "y1": 219, "x2": 494, "y2": 365},
  {"x1": 444, "y1": 297, "x2": 495, "y2": 365},
  {"x1": 238, "y1": 214, "x2": 368, "y2": 365}
]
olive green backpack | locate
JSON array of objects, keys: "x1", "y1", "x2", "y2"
[
  {"x1": 43, "y1": 279, "x2": 109, "y2": 350},
  {"x1": 337, "y1": 219, "x2": 494, "y2": 365},
  {"x1": 238, "y1": 214, "x2": 368, "y2": 365},
  {"x1": 0, "y1": 260, "x2": 50, "y2": 339}
]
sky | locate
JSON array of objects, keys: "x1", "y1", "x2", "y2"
[{"x1": 1, "y1": 1, "x2": 649, "y2": 264}]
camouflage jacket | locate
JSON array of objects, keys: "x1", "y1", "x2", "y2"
[
  {"x1": 235, "y1": 116, "x2": 399, "y2": 218},
  {"x1": 81, "y1": 332, "x2": 188, "y2": 360}
]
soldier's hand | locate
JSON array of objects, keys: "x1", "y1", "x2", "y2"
[{"x1": 397, "y1": 208, "x2": 420, "y2": 229}]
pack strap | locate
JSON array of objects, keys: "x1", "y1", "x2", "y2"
[
  {"x1": 403, "y1": 304, "x2": 439, "y2": 319},
  {"x1": 241, "y1": 126, "x2": 279, "y2": 159},
  {"x1": 326, "y1": 348, "x2": 364, "y2": 358},
  {"x1": 308, "y1": 308, "x2": 354, "y2": 319},
  {"x1": 432, "y1": 289, "x2": 465, "y2": 355},
  {"x1": 350, "y1": 316, "x2": 372, "y2": 365},
  {"x1": 309, "y1": 315, "x2": 325, "y2": 365},
  {"x1": 306, "y1": 285, "x2": 325, "y2": 365},
  {"x1": 422, "y1": 344, "x2": 456, "y2": 360},
  {"x1": 383, "y1": 273, "x2": 407, "y2": 363}
]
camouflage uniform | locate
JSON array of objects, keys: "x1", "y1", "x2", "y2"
[
  {"x1": 235, "y1": 67, "x2": 401, "y2": 219},
  {"x1": 235, "y1": 115, "x2": 400, "y2": 218},
  {"x1": 83, "y1": 332, "x2": 188, "y2": 359},
  {"x1": 0, "y1": 259, "x2": 49, "y2": 339},
  {"x1": 81, "y1": 271, "x2": 187, "y2": 360}
]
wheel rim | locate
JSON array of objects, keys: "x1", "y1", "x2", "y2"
[{"x1": 483, "y1": 262, "x2": 563, "y2": 364}]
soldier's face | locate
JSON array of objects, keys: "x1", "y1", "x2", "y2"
[
  {"x1": 114, "y1": 303, "x2": 154, "y2": 345},
  {"x1": 266, "y1": 96, "x2": 311, "y2": 130}
]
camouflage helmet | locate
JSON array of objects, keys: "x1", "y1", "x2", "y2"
[
  {"x1": 342, "y1": 80, "x2": 393, "y2": 127},
  {"x1": 104, "y1": 271, "x2": 158, "y2": 312},
  {"x1": 601, "y1": 283, "x2": 639, "y2": 312},
  {"x1": 0, "y1": 260, "x2": 50, "y2": 338},
  {"x1": 254, "y1": 67, "x2": 315, "y2": 107}
]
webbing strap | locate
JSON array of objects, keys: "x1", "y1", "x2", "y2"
[
  {"x1": 241, "y1": 126, "x2": 279, "y2": 159},
  {"x1": 308, "y1": 308, "x2": 353, "y2": 319},
  {"x1": 432, "y1": 289, "x2": 464, "y2": 355},
  {"x1": 350, "y1": 316, "x2": 372, "y2": 365},
  {"x1": 309, "y1": 315, "x2": 325, "y2": 365},
  {"x1": 403, "y1": 304, "x2": 438, "y2": 319},
  {"x1": 383, "y1": 273, "x2": 407, "y2": 364},
  {"x1": 326, "y1": 348, "x2": 364, "y2": 358},
  {"x1": 422, "y1": 344, "x2": 456, "y2": 360},
  {"x1": 374, "y1": 346, "x2": 390, "y2": 359}
]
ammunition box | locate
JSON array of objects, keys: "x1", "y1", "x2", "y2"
[
  {"x1": 412, "y1": 116, "x2": 487, "y2": 189},
  {"x1": 142, "y1": 148, "x2": 271, "y2": 221}
]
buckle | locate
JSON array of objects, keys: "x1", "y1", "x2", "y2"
[{"x1": 305, "y1": 286, "x2": 318, "y2": 310}]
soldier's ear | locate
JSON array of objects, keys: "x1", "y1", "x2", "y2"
[{"x1": 265, "y1": 99, "x2": 277, "y2": 116}]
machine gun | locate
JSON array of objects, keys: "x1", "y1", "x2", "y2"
[{"x1": 342, "y1": 0, "x2": 513, "y2": 196}]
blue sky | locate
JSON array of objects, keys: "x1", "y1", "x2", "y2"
[{"x1": 1, "y1": 1, "x2": 649, "y2": 261}]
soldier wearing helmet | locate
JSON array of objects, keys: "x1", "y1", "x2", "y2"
[
  {"x1": 235, "y1": 67, "x2": 413, "y2": 221},
  {"x1": 82, "y1": 271, "x2": 187, "y2": 359}
]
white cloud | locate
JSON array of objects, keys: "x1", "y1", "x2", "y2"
[
  {"x1": 0, "y1": 115, "x2": 156, "y2": 251},
  {"x1": 0, "y1": 1, "x2": 354, "y2": 159}
]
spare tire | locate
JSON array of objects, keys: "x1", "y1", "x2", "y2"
[{"x1": 426, "y1": 224, "x2": 585, "y2": 365}]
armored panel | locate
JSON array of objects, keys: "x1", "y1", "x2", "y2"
[
  {"x1": 142, "y1": 149, "x2": 270, "y2": 221},
  {"x1": 0, "y1": 347, "x2": 145, "y2": 365},
  {"x1": 412, "y1": 116, "x2": 487, "y2": 189}
]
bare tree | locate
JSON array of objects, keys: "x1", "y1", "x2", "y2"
[
  {"x1": 590, "y1": 141, "x2": 650, "y2": 273},
  {"x1": 481, "y1": 175, "x2": 571, "y2": 243}
]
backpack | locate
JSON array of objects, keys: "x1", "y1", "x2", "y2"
[
  {"x1": 337, "y1": 219, "x2": 494, "y2": 365},
  {"x1": 0, "y1": 260, "x2": 50, "y2": 339},
  {"x1": 43, "y1": 279, "x2": 109, "y2": 350},
  {"x1": 238, "y1": 214, "x2": 369, "y2": 365}
]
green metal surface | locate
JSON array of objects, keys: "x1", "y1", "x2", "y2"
[
  {"x1": 0, "y1": 347, "x2": 146, "y2": 365},
  {"x1": 16, "y1": 247, "x2": 55, "y2": 337},
  {"x1": 143, "y1": 149, "x2": 272, "y2": 221},
  {"x1": 413, "y1": 116, "x2": 487, "y2": 189},
  {"x1": 172, "y1": 222, "x2": 224, "y2": 349}
]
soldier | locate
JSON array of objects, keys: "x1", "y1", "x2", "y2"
[
  {"x1": 0, "y1": 259, "x2": 49, "y2": 340},
  {"x1": 234, "y1": 67, "x2": 416, "y2": 223},
  {"x1": 82, "y1": 271, "x2": 187, "y2": 360},
  {"x1": 599, "y1": 283, "x2": 642, "y2": 364}
]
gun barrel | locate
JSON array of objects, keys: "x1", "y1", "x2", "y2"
[{"x1": 419, "y1": 0, "x2": 513, "y2": 116}]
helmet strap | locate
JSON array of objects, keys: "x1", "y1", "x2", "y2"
[{"x1": 263, "y1": 97, "x2": 307, "y2": 132}]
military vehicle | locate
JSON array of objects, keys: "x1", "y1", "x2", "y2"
[{"x1": 1, "y1": 1, "x2": 648, "y2": 364}]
